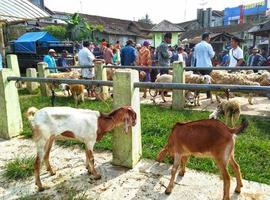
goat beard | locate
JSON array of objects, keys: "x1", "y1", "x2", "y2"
[{"x1": 124, "y1": 118, "x2": 129, "y2": 134}]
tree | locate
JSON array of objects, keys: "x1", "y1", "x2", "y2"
[
  {"x1": 43, "y1": 25, "x2": 67, "y2": 40},
  {"x1": 138, "y1": 14, "x2": 153, "y2": 24},
  {"x1": 66, "y1": 13, "x2": 104, "y2": 41}
]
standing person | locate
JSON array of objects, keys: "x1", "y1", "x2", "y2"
[
  {"x1": 103, "y1": 44, "x2": 113, "y2": 65},
  {"x1": 194, "y1": 32, "x2": 215, "y2": 98},
  {"x1": 112, "y1": 49, "x2": 120, "y2": 65},
  {"x1": 93, "y1": 44, "x2": 103, "y2": 59},
  {"x1": 194, "y1": 32, "x2": 215, "y2": 69},
  {"x1": 0, "y1": 53, "x2": 3, "y2": 70},
  {"x1": 44, "y1": 49, "x2": 57, "y2": 73},
  {"x1": 220, "y1": 50, "x2": 229, "y2": 66},
  {"x1": 57, "y1": 50, "x2": 71, "y2": 72},
  {"x1": 115, "y1": 41, "x2": 121, "y2": 50},
  {"x1": 247, "y1": 47, "x2": 266, "y2": 72},
  {"x1": 137, "y1": 40, "x2": 152, "y2": 98},
  {"x1": 157, "y1": 33, "x2": 172, "y2": 74},
  {"x1": 78, "y1": 41, "x2": 96, "y2": 97},
  {"x1": 120, "y1": 39, "x2": 136, "y2": 66},
  {"x1": 228, "y1": 37, "x2": 244, "y2": 67},
  {"x1": 150, "y1": 46, "x2": 158, "y2": 82}
]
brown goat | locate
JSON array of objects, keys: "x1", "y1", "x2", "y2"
[{"x1": 157, "y1": 119, "x2": 248, "y2": 200}]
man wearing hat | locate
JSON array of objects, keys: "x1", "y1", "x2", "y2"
[
  {"x1": 120, "y1": 39, "x2": 136, "y2": 66},
  {"x1": 44, "y1": 49, "x2": 57, "y2": 73},
  {"x1": 137, "y1": 40, "x2": 152, "y2": 98},
  {"x1": 229, "y1": 37, "x2": 244, "y2": 67},
  {"x1": 247, "y1": 47, "x2": 266, "y2": 70}
]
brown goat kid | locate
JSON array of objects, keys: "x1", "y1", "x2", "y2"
[{"x1": 157, "y1": 119, "x2": 248, "y2": 200}]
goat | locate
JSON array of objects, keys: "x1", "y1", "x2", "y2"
[
  {"x1": 26, "y1": 106, "x2": 137, "y2": 192},
  {"x1": 157, "y1": 119, "x2": 248, "y2": 200},
  {"x1": 209, "y1": 100, "x2": 241, "y2": 127},
  {"x1": 59, "y1": 83, "x2": 71, "y2": 96},
  {"x1": 69, "y1": 84, "x2": 85, "y2": 106}
]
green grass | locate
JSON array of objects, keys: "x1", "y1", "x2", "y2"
[
  {"x1": 3, "y1": 157, "x2": 35, "y2": 180},
  {"x1": 19, "y1": 94, "x2": 270, "y2": 184}
]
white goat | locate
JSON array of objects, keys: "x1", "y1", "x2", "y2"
[{"x1": 26, "y1": 106, "x2": 137, "y2": 192}]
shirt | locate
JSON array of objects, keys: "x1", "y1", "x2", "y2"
[
  {"x1": 194, "y1": 41, "x2": 215, "y2": 67},
  {"x1": 0, "y1": 53, "x2": 3, "y2": 70},
  {"x1": 157, "y1": 41, "x2": 170, "y2": 67},
  {"x1": 120, "y1": 45, "x2": 136, "y2": 66},
  {"x1": 229, "y1": 46, "x2": 243, "y2": 68},
  {"x1": 43, "y1": 55, "x2": 57, "y2": 73},
  {"x1": 178, "y1": 53, "x2": 184, "y2": 62},
  {"x1": 78, "y1": 47, "x2": 95, "y2": 78},
  {"x1": 103, "y1": 47, "x2": 113, "y2": 64},
  {"x1": 137, "y1": 46, "x2": 152, "y2": 66}
]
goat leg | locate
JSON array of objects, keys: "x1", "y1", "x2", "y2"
[
  {"x1": 216, "y1": 160, "x2": 231, "y2": 200},
  {"x1": 156, "y1": 145, "x2": 168, "y2": 162},
  {"x1": 34, "y1": 155, "x2": 44, "y2": 192},
  {"x1": 165, "y1": 154, "x2": 181, "y2": 195},
  {"x1": 86, "y1": 149, "x2": 101, "y2": 180},
  {"x1": 229, "y1": 154, "x2": 243, "y2": 193},
  {"x1": 178, "y1": 156, "x2": 189, "y2": 177},
  {"x1": 248, "y1": 93, "x2": 253, "y2": 105}
]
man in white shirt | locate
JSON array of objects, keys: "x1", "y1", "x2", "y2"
[
  {"x1": 228, "y1": 37, "x2": 244, "y2": 67},
  {"x1": 78, "y1": 41, "x2": 96, "y2": 79},
  {"x1": 78, "y1": 41, "x2": 96, "y2": 97}
]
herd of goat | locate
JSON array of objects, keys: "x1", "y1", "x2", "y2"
[{"x1": 20, "y1": 67, "x2": 270, "y2": 199}]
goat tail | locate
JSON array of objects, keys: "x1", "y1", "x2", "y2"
[
  {"x1": 26, "y1": 107, "x2": 39, "y2": 122},
  {"x1": 229, "y1": 118, "x2": 249, "y2": 135},
  {"x1": 156, "y1": 144, "x2": 169, "y2": 162}
]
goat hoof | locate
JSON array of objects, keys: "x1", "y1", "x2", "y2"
[
  {"x1": 165, "y1": 188, "x2": 172, "y2": 195},
  {"x1": 37, "y1": 186, "x2": 45, "y2": 192},
  {"x1": 178, "y1": 170, "x2": 185, "y2": 177},
  {"x1": 49, "y1": 171, "x2": 56, "y2": 176},
  {"x1": 235, "y1": 188, "x2": 241, "y2": 193},
  {"x1": 94, "y1": 174, "x2": 101, "y2": 180}
]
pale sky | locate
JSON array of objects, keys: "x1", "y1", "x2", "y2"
[{"x1": 44, "y1": 0, "x2": 264, "y2": 23}]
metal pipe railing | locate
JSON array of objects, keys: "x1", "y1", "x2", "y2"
[
  {"x1": 7, "y1": 76, "x2": 270, "y2": 93},
  {"x1": 7, "y1": 77, "x2": 113, "y2": 87},
  {"x1": 45, "y1": 65, "x2": 270, "y2": 71}
]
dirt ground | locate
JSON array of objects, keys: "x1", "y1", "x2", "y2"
[
  {"x1": 140, "y1": 92, "x2": 270, "y2": 117},
  {"x1": 0, "y1": 138, "x2": 269, "y2": 200}
]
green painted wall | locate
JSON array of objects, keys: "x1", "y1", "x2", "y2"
[{"x1": 153, "y1": 32, "x2": 179, "y2": 47}]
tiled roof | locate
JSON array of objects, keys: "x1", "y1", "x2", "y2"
[
  {"x1": 180, "y1": 23, "x2": 253, "y2": 40},
  {"x1": 151, "y1": 20, "x2": 185, "y2": 32}
]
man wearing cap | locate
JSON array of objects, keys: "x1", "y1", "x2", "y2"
[
  {"x1": 157, "y1": 33, "x2": 172, "y2": 74},
  {"x1": 120, "y1": 39, "x2": 136, "y2": 66},
  {"x1": 44, "y1": 49, "x2": 57, "y2": 73},
  {"x1": 137, "y1": 40, "x2": 152, "y2": 98},
  {"x1": 229, "y1": 37, "x2": 244, "y2": 67},
  {"x1": 247, "y1": 47, "x2": 266, "y2": 70}
]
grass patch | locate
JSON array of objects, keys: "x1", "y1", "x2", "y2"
[
  {"x1": 3, "y1": 157, "x2": 35, "y2": 180},
  {"x1": 19, "y1": 94, "x2": 270, "y2": 184}
]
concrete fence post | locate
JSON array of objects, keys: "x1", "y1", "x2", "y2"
[
  {"x1": 172, "y1": 61, "x2": 185, "y2": 110},
  {"x1": 112, "y1": 69, "x2": 142, "y2": 168},
  {"x1": 26, "y1": 68, "x2": 38, "y2": 93},
  {"x1": 94, "y1": 59, "x2": 109, "y2": 100},
  {"x1": 0, "y1": 69, "x2": 23, "y2": 139},
  {"x1": 6, "y1": 54, "x2": 20, "y2": 77},
  {"x1": 37, "y1": 62, "x2": 51, "y2": 96}
]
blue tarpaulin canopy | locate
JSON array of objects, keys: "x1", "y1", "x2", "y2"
[{"x1": 14, "y1": 32, "x2": 58, "y2": 53}]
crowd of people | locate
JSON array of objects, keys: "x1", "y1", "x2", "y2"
[{"x1": 41, "y1": 33, "x2": 270, "y2": 98}]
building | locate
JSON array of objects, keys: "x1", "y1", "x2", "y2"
[
  {"x1": 224, "y1": 0, "x2": 269, "y2": 25},
  {"x1": 151, "y1": 20, "x2": 185, "y2": 47}
]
